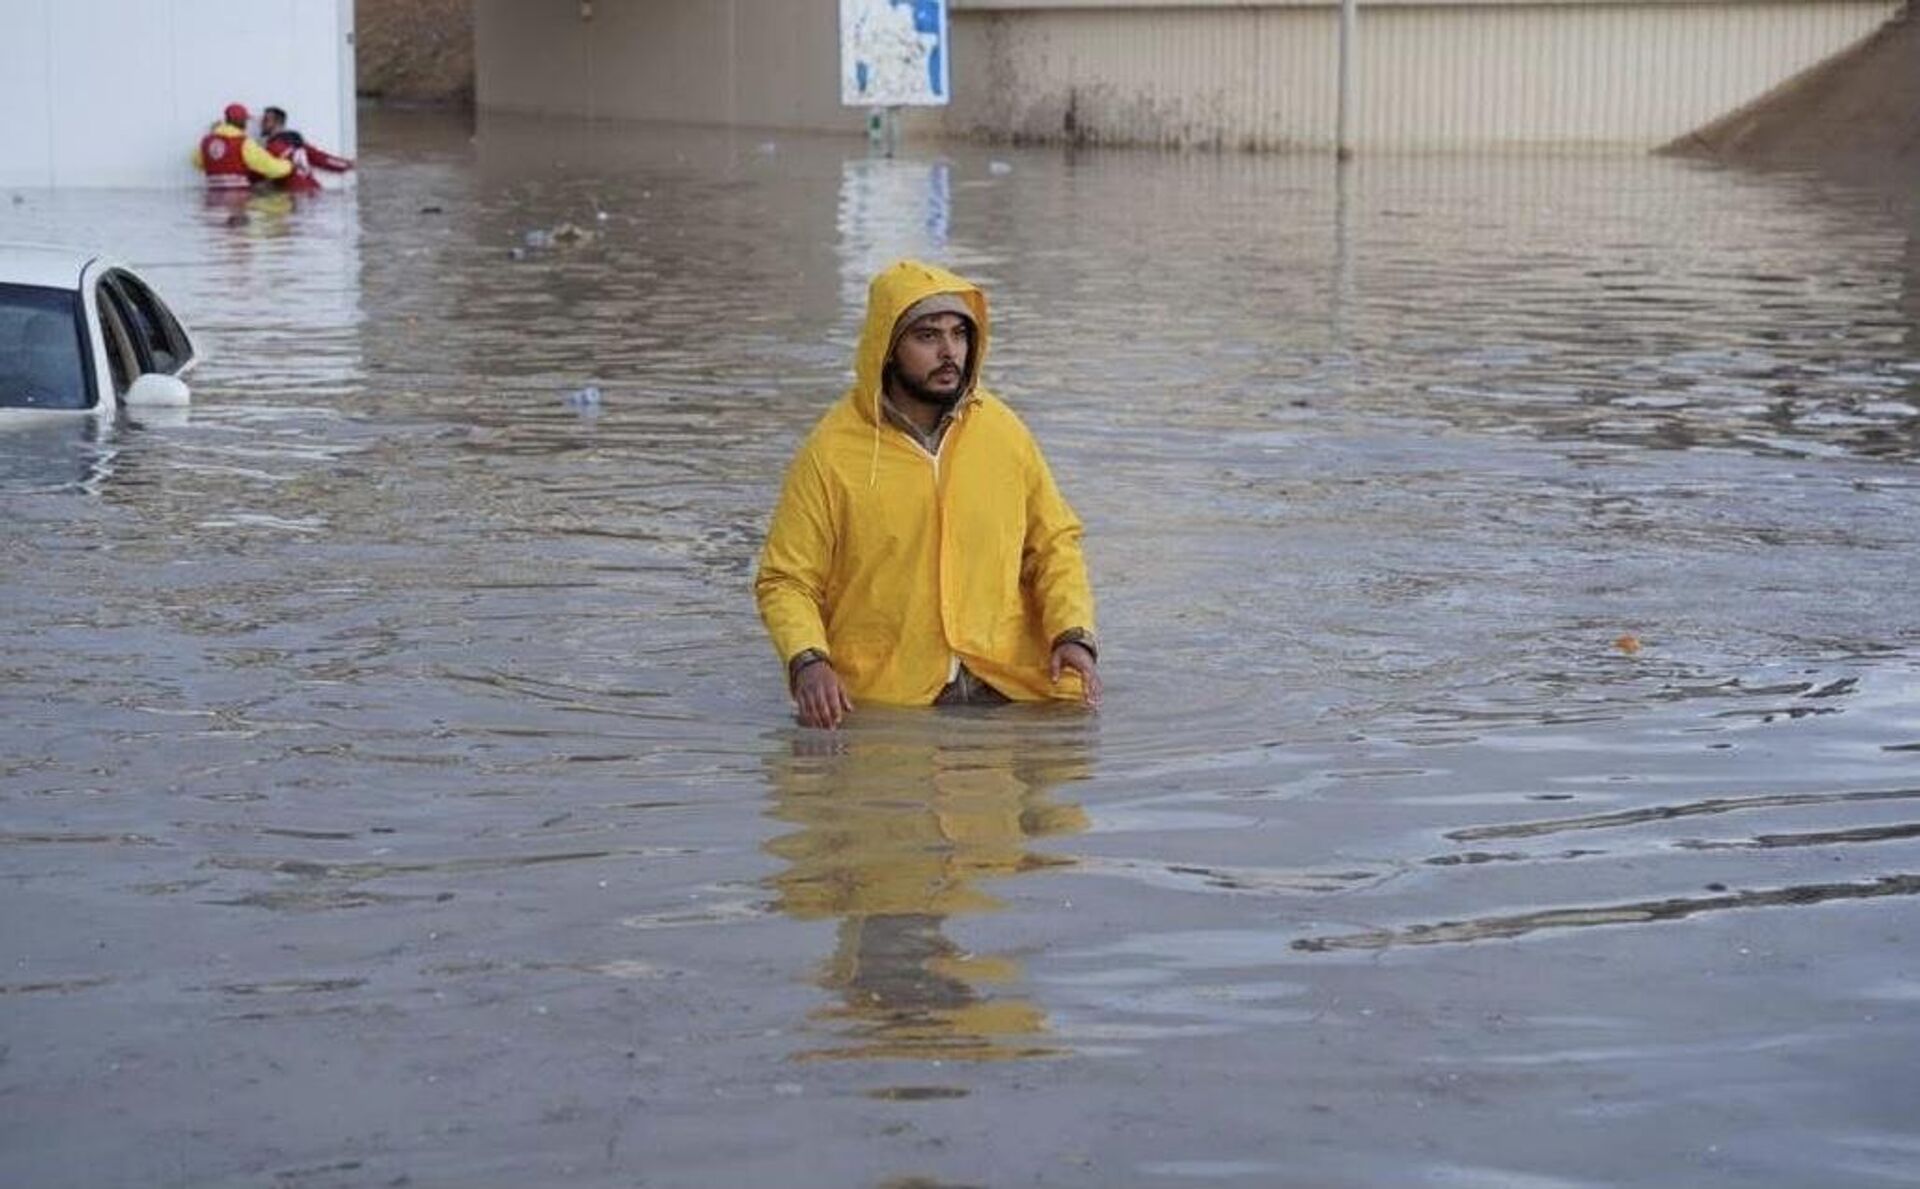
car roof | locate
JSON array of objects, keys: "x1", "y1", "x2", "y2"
[{"x1": 0, "y1": 242, "x2": 108, "y2": 291}]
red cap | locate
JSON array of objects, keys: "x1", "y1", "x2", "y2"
[{"x1": 224, "y1": 103, "x2": 249, "y2": 124}]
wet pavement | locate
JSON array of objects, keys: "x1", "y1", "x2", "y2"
[{"x1": 3, "y1": 110, "x2": 1919, "y2": 1187}]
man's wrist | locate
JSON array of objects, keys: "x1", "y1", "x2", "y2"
[
  {"x1": 1051, "y1": 629, "x2": 1097, "y2": 662},
  {"x1": 788, "y1": 648, "x2": 831, "y2": 689}
]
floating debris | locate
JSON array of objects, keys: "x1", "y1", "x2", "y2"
[{"x1": 522, "y1": 222, "x2": 594, "y2": 250}]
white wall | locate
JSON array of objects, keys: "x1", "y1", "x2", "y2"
[{"x1": 0, "y1": 0, "x2": 356, "y2": 189}]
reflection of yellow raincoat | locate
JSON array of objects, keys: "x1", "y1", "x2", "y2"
[
  {"x1": 763, "y1": 728, "x2": 1092, "y2": 1061},
  {"x1": 767, "y1": 741, "x2": 1090, "y2": 922},
  {"x1": 755, "y1": 260, "x2": 1096, "y2": 704}
]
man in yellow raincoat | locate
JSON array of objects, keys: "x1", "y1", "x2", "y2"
[{"x1": 755, "y1": 260, "x2": 1100, "y2": 728}]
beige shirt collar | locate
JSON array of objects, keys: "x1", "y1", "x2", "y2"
[{"x1": 879, "y1": 392, "x2": 966, "y2": 454}]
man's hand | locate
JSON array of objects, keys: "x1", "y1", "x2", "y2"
[
  {"x1": 1049, "y1": 641, "x2": 1102, "y2": 708},
  {"x1": 793, "y1": 660, "x2": 855, "y2": 729}
]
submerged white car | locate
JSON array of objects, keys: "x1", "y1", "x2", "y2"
[{"x1": 0, "y1": 242, "x2": 198, "y2": 416}]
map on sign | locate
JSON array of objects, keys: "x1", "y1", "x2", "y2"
[{"x1": 840, "y1": 0, "x2": 949, "y2": 108}]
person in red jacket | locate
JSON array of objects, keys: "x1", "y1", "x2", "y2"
[
  {"x1": 192, "y1": 103, "x2": 290, "y2": 191},
  {"x1": 259, "y1": 105, "x2": 355, "y2": 193}
]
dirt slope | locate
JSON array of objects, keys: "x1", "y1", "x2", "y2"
[
  {"x1": 1663, "y1": 3, "x2": 1918, "y2": 178},
  {"x1": 357, "y1": 0, "x2": 474, "y2": 106}
]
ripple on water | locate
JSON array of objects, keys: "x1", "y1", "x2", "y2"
[{"x1": 3, "y1": 114, "x2": 1919, "y2": 1187}]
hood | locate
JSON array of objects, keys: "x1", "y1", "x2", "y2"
[{"x1": 850, "y1": 259, "x2": 991, "y2": 427}]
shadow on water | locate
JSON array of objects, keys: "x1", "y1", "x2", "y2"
[
  {"x1": 1447, "y1": 785, "x2": 1920, "y2": 841},
  {"x1": 1294, "y1": 873, "x2": 1920, "y2": 952}
]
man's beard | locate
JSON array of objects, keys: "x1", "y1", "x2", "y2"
[{"x1": 892, "y1": 364, "x2": 966, "y2": 408}]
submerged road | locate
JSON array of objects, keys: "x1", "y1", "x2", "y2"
[{"x1": 3, "y1": 111, "x2": 1918, "y2": 1187}]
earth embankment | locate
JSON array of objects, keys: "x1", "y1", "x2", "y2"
[
  {"x1": 357, "y1": 0, "x2": 474, "y2": 106},
  {"x1": 1663, "y1": 2, "x2": 1918, "y2": 178}
]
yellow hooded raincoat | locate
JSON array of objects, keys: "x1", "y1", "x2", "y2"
[{"x1": 755, "y1": 260, "x2": 1095, "y2": 705}]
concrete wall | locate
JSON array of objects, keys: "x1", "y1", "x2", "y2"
[
  {"x1": 943, "y1": 0, "x2": 1902, "y2": 150},
  {"x1": 473, "y1": 0, "x2": 1902, "y2": 152},
  {"x1": 475, "y1": 0, "x2": 862, "y2": 132},
  {"x1": 0, "y1": 0, "x2": 356, "y2": 189}
]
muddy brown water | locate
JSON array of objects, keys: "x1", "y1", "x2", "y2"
[{"x1": 3, "y1": 111, "x2": 1918, "y2": 1188}]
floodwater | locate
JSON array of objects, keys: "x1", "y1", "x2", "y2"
[{"x1": 3, "y1": 110, "x2": 1918, "y2": 1188}]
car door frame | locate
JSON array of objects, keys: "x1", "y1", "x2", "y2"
[
  {"x1": 80, "y1": 259, "x2": 201, "y2": 415},
  {"x1": 76, "y1": 259, "x2": 120, "y2": 414}
]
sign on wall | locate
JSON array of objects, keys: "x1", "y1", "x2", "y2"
[{"x1": 840, "y1": 0, "x2": 949, "y2": 108}]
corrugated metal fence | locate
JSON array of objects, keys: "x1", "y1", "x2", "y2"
[{"x1": 940, "y1": 0, "x2": 1903, "y2": 150}]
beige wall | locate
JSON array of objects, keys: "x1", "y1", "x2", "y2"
[
  {"x1": 937, "y1": 0, "x2": 1902, "y2": 150},
  {"x1": 475, "y1": 0, "x2": 864, "y2": 133},
  {"x1": 476, "y1": 0, "x2": 1902, "y2": 151}
]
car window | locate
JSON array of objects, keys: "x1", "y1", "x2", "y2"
[
  {"x1": 94, "y1": 281, "x2": 153, "y2": 376},
  {"x1": 101, "y1": 275, "x2": 168, "y2": 373},
  {"x1": 108, "y1": 271, "x2": 191, "y2": 374},
  {"x1": 94, "y1": 284, "x2": 141, "y2": 395},
  {"x1": 0, "y1": 282, "x2": 95, "y2": 410}
]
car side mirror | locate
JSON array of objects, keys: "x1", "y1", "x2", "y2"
[{"x1": 126, "y1": 373, "x2": 191, "y2": 407}]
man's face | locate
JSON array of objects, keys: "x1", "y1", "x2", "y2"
[
  {"x1": 890, "y1": 312, "x2": 972, "y2": 407},
  {"x1": 261, "y1": 111, "x2": 283, "y2": 136}
]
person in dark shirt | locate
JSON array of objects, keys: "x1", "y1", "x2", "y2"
[{"x1": 258, "y1": 105, "x2": 355, "y2": 193}]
